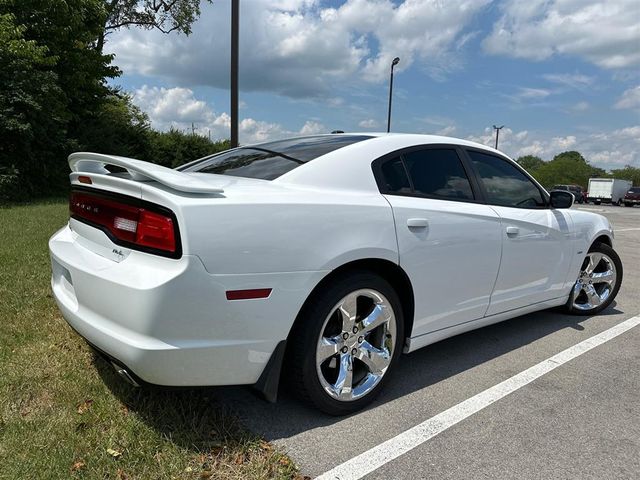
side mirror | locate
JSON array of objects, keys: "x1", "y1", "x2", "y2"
[{"x1": 550, "y1": 190, "x2": 574, "y2": 209}]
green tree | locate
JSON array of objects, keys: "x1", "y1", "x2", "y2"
[
  {"x1": 98, "y1": 0, "x2": 212, "y2": 51},
  {"x1": 610, "y1": 165, "x2": 640, "y2": 186},
  {"x1": 0, "y1": 12, "x2": 67, "y2": 200},
  {"x1": 1, "y1": 0, "x2": 119, "y2": 198},
  {"x1": 530, "y1": 150, "x2": 606, "y2": 189},
  {"x1": 146, "y1": 128, "x2": 229, "y2": 168},
  {"x1": 516, "y1": 155, "x2": 545, "y2": 172},
  {"x1": 76, "y1": 93, "x2": 153, "y2": 159}
]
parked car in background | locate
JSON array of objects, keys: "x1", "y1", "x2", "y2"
[
  {"x1": 624, "y1": 187, "x2": 640, "y2": 207},
  {"x1": 551, "y1": 184, "x2": 586, "y2": 204},
  {"x1": 49, "y1": 133, "x2": 623, "y2": 415},
  {"x1": 587, "y1": 178, "x2": 633, "y2": 205}
]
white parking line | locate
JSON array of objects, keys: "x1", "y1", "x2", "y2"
[
  {"x1": 316, "y1": 314, "x2": 640, "y2": 480},
  {"x1": 615, "y1": 228, "x2": 640, "y2": 232}
]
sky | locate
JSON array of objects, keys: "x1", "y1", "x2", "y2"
[{"x1": 107, "y1": 0, "x2": 640, "y2": 170}]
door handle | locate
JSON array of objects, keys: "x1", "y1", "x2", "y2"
[
  {"x1": 506, "y1": 226, "x2": 519, "y2": 236},
  {"x1": 407, "y1": 218, "x2": 429, "y2": 229}
]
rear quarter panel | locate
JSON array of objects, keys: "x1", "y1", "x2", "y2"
[{"x1": 141, "y1": 183, "x2": 398, "y2": 275}]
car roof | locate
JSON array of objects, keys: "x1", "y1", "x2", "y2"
[{"x1": 274, "y1": 133, "x2": 508, "y2": 192}]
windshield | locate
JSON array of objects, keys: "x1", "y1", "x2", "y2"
[{"x1": 179, "y1": 135, "x2": 373, "y2": 180}]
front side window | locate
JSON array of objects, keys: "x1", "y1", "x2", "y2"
[
  {"x1": 468, "y1": 150, "x2": 546, "y2": 208},
  {"x1": 379, "y1": 148, "x2": 474, "y2": 201}
]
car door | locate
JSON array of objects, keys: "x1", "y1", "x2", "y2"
[
  {"x1": 374, "y1": 146, "x2": 502, "y2": 337},
  {"x1": 463, "y1": 149, "x2": 574, "y2": 315}
]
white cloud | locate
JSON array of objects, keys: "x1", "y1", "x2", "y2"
[
  {"x1": 435, "y1": 125, "x2": 456, "y2": 136},
  {"x1": 299, "y1": 120, "x2": 327, "y2": 135},
  {"x1": 483, "y1": 0, "x2": 640, "y2": 69},
  {"x1": 517, "y1": 87, "x2": 552, "y2": 100},
  {"x1": 466, "y1": 126, "x2": 640, "y2": 169},
  {"x1": 541, "y1": 73, "x2": 594, "y2": 90},
  {"x1": 132, "y1": 85, "x2": 320, "y2": 144},
  {"x1": 569, "y1": 101, "x2": 590, "y2": 112},
  {"x1": 358, "y1": 118, "x2": 379, "y2": 129},
  {"x1": 615, "y1": 85, "x2": 640, "y2": 110},
  {"x1": 108, "y1": 0, "x2": 490, "y2": 98}
]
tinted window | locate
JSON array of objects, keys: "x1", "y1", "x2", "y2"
[
  {"x1": 468, "y1": 151, "x2": 545, "y2": 208},
  {"x1": 380, "y1": 157, "x2": 411, "y2": 194},
  {"x1": 402, "y1": 149, "x2": 474, "y2": 200},
  {"x1": 180, "y1": 135, "x2": 372, "y2": 180},
  {"x1": 629, "y1": 187, "x2": 640, "y2": 193}
]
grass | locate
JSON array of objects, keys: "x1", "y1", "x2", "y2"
[{"x1": 0, "y1": 200, "x2": 302, "y2": 480}]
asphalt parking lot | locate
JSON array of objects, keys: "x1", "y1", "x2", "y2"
[{"x1": 222, "y1": 204, "x2": 640, "y2": 479}]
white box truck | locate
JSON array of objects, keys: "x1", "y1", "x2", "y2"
[{"x1": 587, "y1": 178, "x2": 633, "y2": 205}]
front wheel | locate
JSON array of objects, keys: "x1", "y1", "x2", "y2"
[
  {"x1": 286, "y1": 272, "x2": 404, "y2": 415},
  {"x1": 565, "y1": 243, "x2": 622, "y2": 315}
]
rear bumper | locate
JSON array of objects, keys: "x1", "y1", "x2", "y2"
[
  {"x1": 50, "y1": 225, "x2": 326, "y2": 386},
  {"x1": 624, "y1": 198, "x2": 640, "y2": 204}
]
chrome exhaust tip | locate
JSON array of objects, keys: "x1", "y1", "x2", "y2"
[{"x1": 111, "y1": 362, "x2": 140, "y2": 387}]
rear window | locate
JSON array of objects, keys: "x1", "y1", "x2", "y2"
[
  {"x1": 179, "y1": 135, "x2": 372, "y2": 180},
  {"x1": 630, "y1": 187, "x2": 640, "y2": 193}
]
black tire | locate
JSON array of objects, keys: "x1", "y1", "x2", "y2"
[
  {"x1": 285, "y1": 271, "x2": 404, "y2": 415},
  {"x1": 595, "y1": 200, "x2": 601, "y2": 205},
  {"x1": 564, "y1": 242, "x2": 623, "y2": 315},
  {"x1": 624, "y1": 202, "x2": 632, "y2": 207}
]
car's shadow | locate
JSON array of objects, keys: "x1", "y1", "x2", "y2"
[{"x1": 94, "y1": 304, "x2": 622, "y2": 447}]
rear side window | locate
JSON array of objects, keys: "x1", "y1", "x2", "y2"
[
  {"x1": 180, "y1": 135, "x2": 372, "y2": 180},
  {"x1": 380, "y1": 157, "x2": 411, "y2": 194},
  {"x1": 468, "y1": 150, "x2": 546, "y2": 208},
  {"x1": 379, "y1": 148, "x2": 474, "y2": 201},
  {"x1": 403, "y1": 149, "x2": 474, "y2": 200}
]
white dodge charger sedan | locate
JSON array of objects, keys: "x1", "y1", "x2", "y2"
[{"x1": 49, "y1": 134, "x2": 622, "y2": 415}]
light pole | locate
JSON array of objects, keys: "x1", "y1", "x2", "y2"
[
  {"x1": 387, "y1": 57, "x2": 400, "y2": 133},
  {"x1": 493, "y1": 124, "x2": 504, "y2": 150},
  {"x1": 230, "y1": 0, "x2": 239, "y2": 147}
]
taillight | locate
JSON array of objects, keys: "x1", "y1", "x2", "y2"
[{"x1": 70, "y1": 189, "x2": 179, "y2": 257}]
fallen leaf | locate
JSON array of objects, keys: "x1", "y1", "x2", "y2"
[
  {"x1": 200, "y1": 470, "x2": 213, "y2": 479},
  {"x1": 70, "y1": 460, "x2": 85, "y2": 472},
  {"x1": 76, "y1": 399, "x2": 93, "y2": 414},
  {"x1": 258, "y1": 439, "x2": 273, "y2": 452},
  {"x1": 279, "y1": 457, "x2": 291, "y2": 466},
  {"x1": 184, "y1": 466, "x2": 193, "y2": 473},
  {"x1": 116, "y1": 468, "x2": 129, "y2": 480},
  {"x1": 107, "y1": 448, "x2": 122, "y2": 458}
]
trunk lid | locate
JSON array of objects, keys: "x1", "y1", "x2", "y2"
[{"x1": 67, "y1": 153, "x2": 232, "y2": 261}]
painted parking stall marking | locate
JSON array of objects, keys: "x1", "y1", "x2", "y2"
[{"x1": 316, "y1": 314, "x2": 640, "y2": 480}]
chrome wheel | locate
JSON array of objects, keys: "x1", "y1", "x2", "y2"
[
  {"x1": 315, "y1": 289, "x2": 396, "y2": 402},
  {"x1": 571, "y1": 251, "x2": 617, "y2": 311}
]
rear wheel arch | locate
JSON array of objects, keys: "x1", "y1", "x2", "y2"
[{"x1": 289, "y1": 258, "x2": 415, "y2": 349}]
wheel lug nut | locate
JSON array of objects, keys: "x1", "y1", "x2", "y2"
[
  {"x1": 342, "y1": 333, "x2": 349, "y2": 340},
  {"x1": 351, "y1": 348, "x2": 357, "y2": 355},
  {"x1": 358, "y1": 336, "x2": 364, "y2": 343},
  {"x1": 341, "y1": 346, "x2": 348, "y2": 353},
  {"x1": 352, "y1": 327, "x2": 358, "y2": 334}
]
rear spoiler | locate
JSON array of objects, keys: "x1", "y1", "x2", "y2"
[{"x1": 69, "y1": 152, "x2": 224, "y2": 194}]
